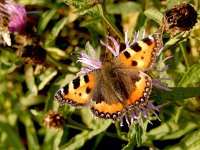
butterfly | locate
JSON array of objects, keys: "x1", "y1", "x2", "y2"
[{"x1": 54, "y1": 33, "x2": 163, "y2": 121}]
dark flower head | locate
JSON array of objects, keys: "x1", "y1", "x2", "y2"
[
  {"x1": 44, "y1": 111, "x2": 65, "y2": 129},
  {"x1": 162, "y1": 3, "x2": 198, "y2": 32},
  {"x1": 16, "y1": 45, "x2": 47, "y2": 65},
  {"x1": 77, "y1": 31, "x2": 171, "y2": 126},
  {"x1": 0, "y1": 0, "x2": 26, "y2": 46}
]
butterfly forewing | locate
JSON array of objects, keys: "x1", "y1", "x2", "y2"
[
  {"x1": 55, "y1": 73, "x2": 95, "y2": 107},
  {"x1": 115, "y1": 34, "x2": 163, "y2": 71}
]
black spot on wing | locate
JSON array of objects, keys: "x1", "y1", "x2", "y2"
[
  {"x1": 132, "y1": 61, "x2": 138, "y2": 66},
  {"x1": 142, "y1": 37, "x2": 153, "y2": 46},
  {"x1": 63, "y1": 84, "x2": 69, "y2": 95},
  {"x1": 120, "y1": 43, "x2": 126, "y2": 52},
  {"x1": 73, "y1": 77, "x2": 80, "y2": 89},
  {"x1": 86, "y1": 86, "x2": 91, "y2": 94},
  {"x1": 130, "y1": 42, "x2": 142, "y2": 52},
  {"x1": 84, "y1": 74, "x2": 89, "y2": 83},
  {"x1": 123, "y1": 51, "x2": 131, "y2": 59}
]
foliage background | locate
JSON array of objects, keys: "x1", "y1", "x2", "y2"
[{"x1": 0, "y1": 0, "x2": 200, "y2": 149}]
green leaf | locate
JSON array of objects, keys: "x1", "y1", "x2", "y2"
[
  {"x1": 164, "y1": 32, "x2": 190, "y2": 50},
  {"x1": 19, "y1": 112, "x2": 40, "y2": 150},
  {"x1": 123, "y1": 122, "x2": 148, "y2": 150},
  {"x1": 144, "y1": 8, "x2": 164, "y2": 24},
  {"x1": 122, "y1": 124, "x2": 137, "y2": 150},
  {"x1": 166, "y1": 129, "x2": 200, "y2": 150},
  {"x1": 45, "y1": 17, "x2": 68, "y2": 47},
  {"x1": 18, "y1": 0, "x2": 52, "y2": 5},
  {"x1": 42, "y1": 129, "x2": 63, "y2": 150},
  {"x1": 63, "y1": 0, "x2": 100, "y2": 16},
  {"x1": 145, "y1": 114, "x2": 197, "y2": 141},
  {"x1": 60, "y1": 120, "x2": 111, "y2": 150},
  {"x1": 38, "y1": 70, "x2": 57, "y2": 90},
  {"x1": 164, "y1": 0, "x2": 193, "y2": 9},
  {"x1": 178, "y1": 62, "x2": 200, "y2": 87},
  {"x1": 25, "y1": 65, "x2": 38, "y2": 96},
  {"x1": 152, "y1": 87, "x2": 200, "y2": 103},
  {"x1": 0, "y1": 122, "x2": 25, "y2": 150},
  {"x1": 63, "y1": 0, "x2": 89, "y2": 8},
  {"x1": 37, "y1": 6, "x2": 59, "y2": 35},
  {"x1": 106, "y1": 2, "x2": 142, "y2": 14},
  {"x1": 135, "y1": 12, "x2": 146, "y2": 31}
]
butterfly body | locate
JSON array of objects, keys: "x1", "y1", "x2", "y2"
[{"x1": 55, "y1": 34, "x2": 162, "y2": 121}]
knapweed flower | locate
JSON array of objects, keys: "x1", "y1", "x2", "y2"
[
  {"x1": 44, "y1": 111, "x2": 65, "y2": 129},
  {"x1": 77, "y1": 31, "x2": 172, "y2": 126},
  {"x1": 0, "y1": 0, "x2": 26, "y2": 46}
]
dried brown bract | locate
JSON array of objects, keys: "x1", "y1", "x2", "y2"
[{"x1": 162, "y1": 3, "x2": 198, "y2": 32}]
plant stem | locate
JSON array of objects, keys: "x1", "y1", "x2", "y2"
[
  {"x1": 97, "y1": 4, "x2": 124, "y2": 42},
  {"x1": 179, "y1": 42, "x2": 190, "y2": 69}
]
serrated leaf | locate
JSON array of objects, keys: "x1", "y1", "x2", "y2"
[
  {"x1": 106, "y1": 2, "x2": 142, "y2": 14},
  {"x1": 122, "y1": 124, "x2": 137, "y2": 150},
  {"x1": 144, "y1": 8, "x2": 163, "y2": 24},
  {"x1": 123, "y1": 122, "x2": 147, "y2": 150},
  {"x1": 178, "y1": 62, "x2": 200, "y2": 87},
  {"x1": 63, "y1": 0, "x2": 100, "y2": 16},
  {"x1": 63, "y1": 0, "x2": 89, "y2": 8}
]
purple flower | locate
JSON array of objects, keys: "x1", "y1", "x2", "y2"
[
  {"x1": 77, "y1": 31, "x2": 171, "y2": 126},
  {"x1": 0, "y1": 0, "x2": 26, "y2": 46}
]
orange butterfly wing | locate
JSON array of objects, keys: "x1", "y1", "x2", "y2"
[
  {"x1": 91, "y1": 101, "x2": 124, "y2": 121},
  {"x1": 115, "y1": 34, "x2": 163, "y2": 71},
  {"x1": 126, "y1": 71, "x2": 152, "y2": 107},
  {"x1": 55, "y1": 73, "x2": 95, "y2": 107}
]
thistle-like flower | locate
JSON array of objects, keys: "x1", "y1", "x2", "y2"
[
  {"x1": 0, "y1": 0, "x2": 26, "y2": 46},
  {"x1": 44, "y1": 111, "x2": 65, "y2": 129},
  {"x1": 77, "y1": 31, "x2": 172, "y2": 126}
]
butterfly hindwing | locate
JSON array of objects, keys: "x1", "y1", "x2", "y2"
[
  {"x1": 90, "y1": 70, "x2": 126, "y2": 121},
  {"x1": 55, "y1": 73, "x2": 95, "y2": 107},
  {"x1": 91, "y1": 101, "x2": 125, "y2": 121},
  {"x1": 116, "y1": 34, "x2": 163, "y2": 71},
  {"x1": 126, "y1": 71, "x2": 152, "y2": 107}
]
